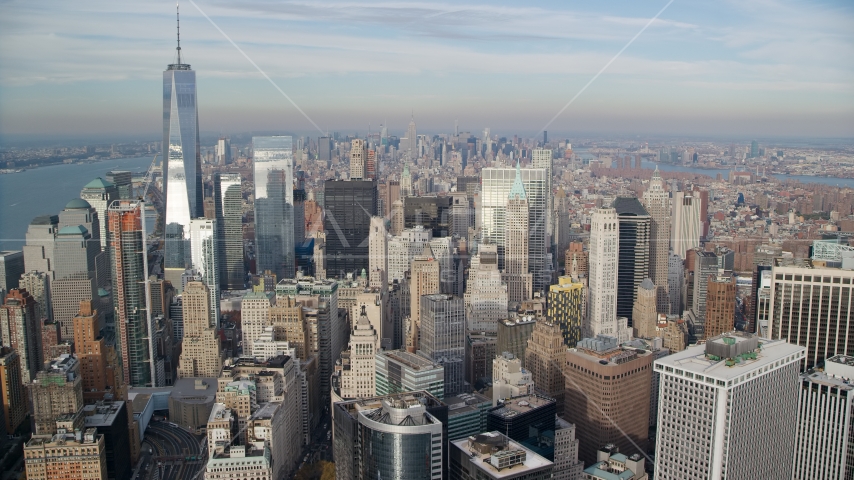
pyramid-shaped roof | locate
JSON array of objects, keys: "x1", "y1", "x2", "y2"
[
  {"x1": 508, "y1": 160, "x2": 527, "y2": 200},
  {"x1": 83, "y1": 177, "x2": 115, "y2": 189}
]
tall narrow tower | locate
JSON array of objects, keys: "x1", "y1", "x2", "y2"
[
  {"x1": 163, "y1": 4, "x2": 202, "y2": 277},
  {"x1": 587, "y1": 207, "x2": 622, "y2": 340},
  {"x1": 642, "y1": 167, "x2": 671, "y2": 313},
  {"x1": 505, "y1": 160, "x2": 532, "y2": 304},
  {"x1": 108, "y1": 200, "x2": 159, "y2": 387}
]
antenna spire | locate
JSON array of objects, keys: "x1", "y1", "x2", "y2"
[{"x1": 176, "y1": 2, "x2": 182, "y2": 64}]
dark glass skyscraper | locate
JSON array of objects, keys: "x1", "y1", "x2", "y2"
[
  {"x1": 614, "y1": 197, "x2": 651, "y2": 327},
  {"x1": 214, "y1": 173, "x2": 245, "y2": 289},
  {"x1": 162, "y1": 9, "x2": 202, "y2": 277},
  {"x1": 323, "y1": 179, "x2": 378, "y2": 278},
  {"x1": 253, "y1": 136, "x2": 295, "y2": 279}
]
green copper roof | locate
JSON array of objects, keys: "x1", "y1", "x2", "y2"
[
  {"x1": 83, "y1": 177, "x2": 115, "y2": 189},
  {"x1": 65, "y1": 198, "x2": 92, "y2": 209},
  {"x1": 508, "y1": 159, "x2": 527, "y2": 200}
]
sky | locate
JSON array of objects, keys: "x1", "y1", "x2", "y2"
[{"x1": 1, "y1": 0, "x2": 853, "y2": 140}]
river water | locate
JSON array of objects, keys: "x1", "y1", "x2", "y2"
[
  {"x1": 638, "y1": 160, "x2": 854, "y2": 188},
  {"x1": 0, "y1": 156, "x2": 155, "y2": 251}
]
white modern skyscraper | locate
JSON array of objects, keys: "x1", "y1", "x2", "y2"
[
  {"x1": 654, "y1": 333, "x2": 804, "y2": 480},
  {"x1": 587, "y1": 207, "x2": 621, "y2": 339},
  {"x1": 643, "y1": 167, "x2": 671, "y2": 313},
  {"x1": 253, "y1": 136, "x2": 295, "y2": 280},
  {"x1": 671, "y1": 191, "x2": 701, "y2": 260},
  {"x1": 350, "y1": 138, "x2": 367, "y2": 180},
  {"x1": 481, "y1": 166, "x2": 549, "y2": 291},
  {"x1": 189, "y1": 218, "x2": 220, "y2": 328},
  {"x1": 794, "y1": 354, "x2": 854, "y2": 480}
]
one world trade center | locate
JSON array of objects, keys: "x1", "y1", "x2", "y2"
[{"x1": 162, "y1": 5, "x2": 202, "y2": 286}]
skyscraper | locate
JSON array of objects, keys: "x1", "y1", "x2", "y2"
[
  {"x1": 214, "y1": 173, "x2": 244, "y2": 290},
  {"x1": 73, "y1": 300, "x2": 122, "y2": 403},
  {"x1": 667, "y1": 253, "x2": 684, "y2": 315},
  {"x1": 481, "y1": 166, "x2": 549, "y2": 291},
  {"x1": 654, "y1": 333, "x2": 803, "y2": 480},
  {"x1": 336, "y1": 306, "x2": 377, "y2": 399},
  {"x1": 564, "y1": 336, "x2": 654, "y2": 465},
  {"x1": 686, "y1": 251, "x2": 718, "y2": 340},
  {"x1": 794, "y1": 354, "x2": 854, "y2": 480},
  {"x1": 614, "y1": 197, "x2": 651, "y2": 326},
  {"x1": 407, "y1": 117, "x2": 417, "y2": 160},
  {"x1": 368, "y1": 216, "x2": 387, "y2": 289},
  {"x1": 0, "y1": 347, "x2": 26, "y2": 434},
  {"x1": 177, "y1": 282, "x2": 223, "y2": 378},
  {"x1": 0, "y1": 251, "x2": 24, "y2": 296},
  {"x1": 464, "y1": 246, "x2": 507, "y2": 333},
  {"x1": 189, "y1": 218, "x2": 220, "y2": 327},
  {"x1": 505, "y1": 161, "x2": 532, "y2": 304},
  {"x1": 108, "y1": 200, "x2": 160, "y2": 387},
  {"x1": 419, "y1": 294, "x2": 466, "y2": 396},
  {"x1": 642, "y1": 167, "x2": 671, "y2": 313},
  {"x1": 408, "y1": 245, "x2": 440, "y2": 352},
  {"x1": 253, "y1": 136, "x2": 295, "y2": 280},
  {"x1": 768, "y1": 260, "x2": 854, "y2": 368},
  {"x1": 531, "y1": 148, "x2": 553, "y2": 238},
  {"x1": 323, "y1": 179, "x2": 378, "y2": 278},
  {"x1": 632, "y1": 278, "x2": 658, "y2": 339},
  {"x1": 162, "y1": 7, "x2": 203, "y2": 276},
  {"x1": 524, "y1": 319, "x2": 566, "y2": 410},
  {"x1": 671, "y1": 191, "x2": 701, "y2": 260},
  {"x1": 587, "y1": 207, "x2": 629, "y2": 342},
  {"x1": 23, "y1": 215, "x2": 59, "y2": 280},
  {"x1": 349, "y1": 138, "x2": 367, "y2": 180},
  {"x1": 0, "y1": 289, "x2": 41, "y2": 383},
  {"x1": 547, "y1": 276, "x2": 584, "y2": 348},
  {"x1": 704, "y1": 272, "x2": 736, "y2": 339}
]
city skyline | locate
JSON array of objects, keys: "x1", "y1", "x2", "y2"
[{"x1": 1, "y1": 0, "x2": 852, "y2": 139}]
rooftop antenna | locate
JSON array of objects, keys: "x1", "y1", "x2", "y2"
[{"x1": 176, "y1": 2, "x2": 182, "y2": 64}]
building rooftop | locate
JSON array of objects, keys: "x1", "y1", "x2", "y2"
[
  {"x1": 64, "y1": 198, "x2": 92, "y2": 210},
  {"x1": 490, "y1": 394, "x2": 554, "y2": 419},
  {"x1": 452, "y1": 431, "x2": 553, "y2": 478},
  {"x1": 379, "y1": 349, "x2": 443, "y2": 371},
  {"x1": 169, "y1": 377, "x2": 217, "y2": 404},
  {"x1": 82, "y1": 401, "x2": 124, "y2": 427},
  {"x1": 446, "y1": 393, "x2": 491, "y2": 416},
  {"x1": 656, "y1": 334, "x2": 805, "y2": 382},
  {"x1": 613, "y1": 197, "x2": 649, "y2": 217},
  {"x1": 30, "y1": 214, "x2": 58, "y2": 226},
  {"x1": 83, "y1": 177, "x2": 115, "y2": 189}
]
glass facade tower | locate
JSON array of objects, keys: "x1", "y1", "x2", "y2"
[
  {"x1": 162, "y1": 35, "x2": 202, "y2": 275},
  {"x1": 252, "y1": 136, "x2": 295, "y2": 280}
]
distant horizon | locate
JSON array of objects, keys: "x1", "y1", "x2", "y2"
[
  {"x1": 2, "y1": 130, "x2": 853, "y2": 150},
  {"x1": 1, "y1": 1, "x2": 852, "y2": 140}
]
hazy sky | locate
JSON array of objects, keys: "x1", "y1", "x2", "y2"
[{"x1": 1, "y1": 0, "x2": 852, "y2": 140}]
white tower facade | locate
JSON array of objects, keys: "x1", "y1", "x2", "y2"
[
  {"x1": 339, "y1": 307, "x2": 378, "y2": 399},
  {"x1": 587, "y1": 207, "x2": 620, "y2": 338}
]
